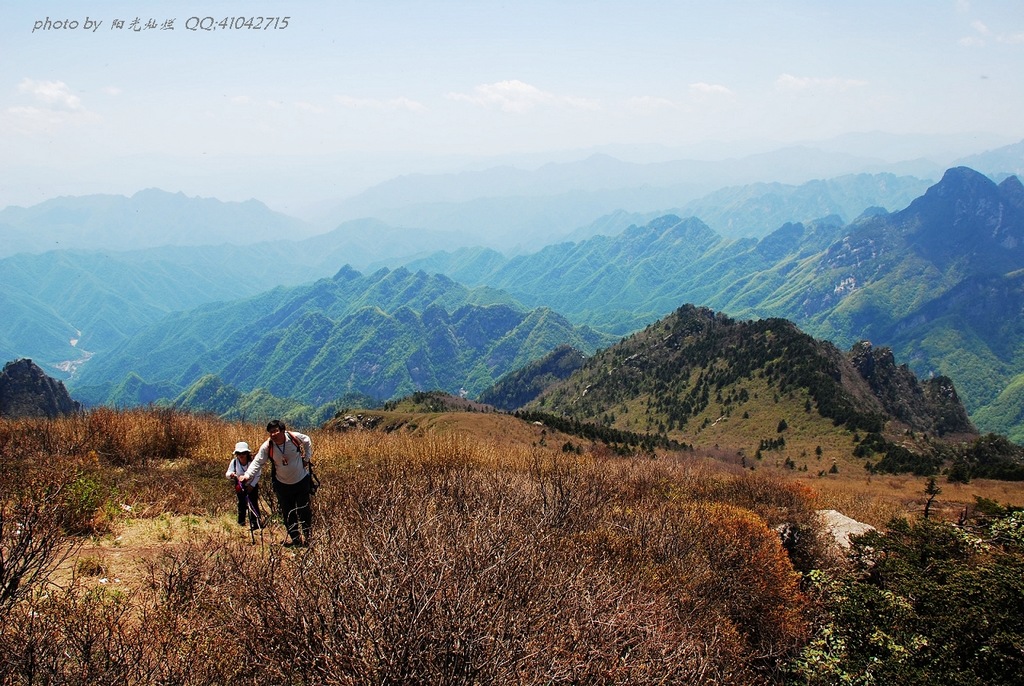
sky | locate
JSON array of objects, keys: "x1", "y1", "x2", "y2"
[{"x1": 2, "y1": 0, "x2": 1023, "y2": 215}]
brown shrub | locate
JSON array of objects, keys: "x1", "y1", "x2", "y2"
[{"x1": 1, "y1": 409, "x2": 826, "y2": 684}]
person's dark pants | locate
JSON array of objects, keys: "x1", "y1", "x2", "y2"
[
  {"x1": 235, "y1": 485, "x2": 262, "y2": 529},
  {"x1": 273, "y1": 475, "x2": 312, "y2": 543}
]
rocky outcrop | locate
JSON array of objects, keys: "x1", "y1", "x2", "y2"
[
  {"x1": 816, "y1": 509, "x2": 876, "y2": 549},
  {"x1": 0, "y1": 358, "x2": 81, "y2": 419},
  {"x1": 848, "y1": 341, "x2": 975, "y2": 436}
]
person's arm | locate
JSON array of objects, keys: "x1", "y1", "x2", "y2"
[
  {"x1": 299, "y1": 432, "x2": 312, "y2": 467},
  {"x1": 226, "y1": 458, "x2": 238, "y2": 480},
  {"x1": 248, "y1": 460, "x2": 262, "y2": 486},
  {"x1": 240, "y1": 444, "x2": 268, "y2": 482}
]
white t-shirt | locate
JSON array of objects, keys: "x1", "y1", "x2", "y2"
[{"x1": 245, "y1": 431, "x2": 312, "y2": 485}]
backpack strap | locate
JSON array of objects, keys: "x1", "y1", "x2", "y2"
[{"x1": 268, "y1": 432, "x2": 306, "y2": 460}]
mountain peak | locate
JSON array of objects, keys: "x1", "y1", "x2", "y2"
[
  {"x1": 0, "y1": 358, "x2": 81, "y2": 419},
  {"x1": 900, "y1": 166, "x2": 1024, "y2": 272},
  {"x1": 333, "y1": 264, "x2": 362, "y2": 281},
  {"x1": 998, "y1": 175, "x2": 1024, "y2": 211}
]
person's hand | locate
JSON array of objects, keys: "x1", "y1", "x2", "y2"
[{"x1": 239, "y1": 475, "x2": 250, "y2": 483}]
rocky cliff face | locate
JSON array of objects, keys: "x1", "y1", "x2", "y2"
[
  {"x1": 847, "y1": 341, "x2": 974, "y2": 436},
  {"x1": 0, "y1": 358, "x2": 81, "y2": 418}
]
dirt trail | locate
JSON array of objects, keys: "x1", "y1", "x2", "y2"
[{"x1": 53, "y1": 514, "x2": 287, "y2": 593}]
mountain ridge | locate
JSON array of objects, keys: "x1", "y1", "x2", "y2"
[
  {"x1": 0, "y1": 188, "x2": 314, "y2": 256},
  {"x1": 508, "y1": 305, "x2": 979, "y2": 472},
  {"x1": 71, "y1": 267, "x2": 615, "y2": 407},
  {"x1": 407, "y1": 167, "x2": 1024, "y2": 438}
]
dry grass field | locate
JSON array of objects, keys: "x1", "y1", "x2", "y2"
[{"x1": 2, "y1": 407, "x2": 1022, "y2": 684}]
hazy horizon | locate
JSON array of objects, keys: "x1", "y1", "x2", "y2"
[{"x1": 3, "y1": 1, "x2": 1023, "y2": 217}]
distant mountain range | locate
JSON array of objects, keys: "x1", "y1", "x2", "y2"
[
  {"x1": 0, "y1": 214, "x2": 502, "y2": 369},
  {"x1": 408, "y1": 167, "x2": 1024, "y2": 440},
  {"x1": 0, "y1": 171, "x2": 939, "y2": 368},
  {"x1": 324, "y1": 153, "x2": 940, "y2": 249},
  {"x1": 0, "y1": 188, "x2": 315, "y2": 256},
  {"x1": 4, "y1": 155, "x2": 1024, "y2": 440},
  {"x1": 318, "y1": 138, "x2": 1022, "y2": 248},
  {"x1": 71, "y1": 267, "x2": 614, "y2": 408}
]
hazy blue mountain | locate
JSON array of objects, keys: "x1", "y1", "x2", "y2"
[
  {"x1": 0, "y1": 215, "x2": 484, "y2": 377},
  {"x1": 0, "y1": 245, "x2": 328, "y2": 374},
  {"x1": 807, "y1": 131, "x2": 1015, "y2": 166},
  {"x1": 376, "y1": 173, "x2": 931, "y2": 259},
  {"x1": 954, "y1": 138, "x2": 1024, "y2": 178},
  {"x1": 71, "y1": 266, "x2": 615, "y2": 407},
  {"x1": 747, "y1": 168, "x2": 1024, "y2": 341},
  {"x1": 0, "y1": 188, "x2": 314, "y2": 256},
  {"x1": 321, "y1": 149, "x2": 947, "y2": 249},
  {"x1": 673, "y1": 173, "x2": 932, "y2": 239},
  {"x1": 297, "y1": 217, "x2": 484, "y2": 269},
  {"x1": 0, "y1": 285, "x2": 80, "y2": 370},
  {"x1": 330, "y1": 187, "x2": 708, "y2": 252}
]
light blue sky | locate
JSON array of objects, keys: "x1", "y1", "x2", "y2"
[{"x1": 2, "y1": 1, "x2": 1022, "y2": 213}]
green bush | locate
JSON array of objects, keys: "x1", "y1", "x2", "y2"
[{"x1": 789, "y1": 515, "x2": 1024, "y2": 685}]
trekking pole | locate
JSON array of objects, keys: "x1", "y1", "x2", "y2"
[{"x1": 244, "y1": 488, "x2": 264, "y2": 549}]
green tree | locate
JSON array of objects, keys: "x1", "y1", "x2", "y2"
[
  {"x1": 923, "y1": 477, "x2": 942, "y2": 519},
  {"x1": 790, "y1": 516, "x2": 1024, "y2": 685}
]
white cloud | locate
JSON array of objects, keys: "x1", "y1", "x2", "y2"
[
  {"x1": 334, "y1": 95, "x2": 427, "y2": 112},
  {"x1": 447, "y1": 80, "x2": 599, "y2": 113},
  {"x1": 775, "y1": 73, "x2": 868, "y2": 93},
  {"x1": 959, "y1": 19, "x2": 1024, "y2": 47},
  {"x1": 295, "y1": 101, "x2": 325, "y2": 114},
  {"x1": 5, "y1": 78, "x2": 98, "y2": 134},
  {"x1": 17, "y1": 78, "x2": 83, "y2": 111},
  {"x1": 688, "y1": 82, "x2": 734, "y2": 103},
  {"x1": 389, "y1": 97, "x2": 428, "y2": 113}
]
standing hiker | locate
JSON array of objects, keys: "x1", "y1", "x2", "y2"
[
  {"x1": 226, "y1": 441, "x2": 262, "y2": 531},
  {"x1": 240, "y1": 420, "x2": 313, "y2": 547}
]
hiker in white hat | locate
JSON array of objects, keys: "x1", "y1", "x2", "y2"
[{"x1": 225, "y1": 440, "x2": 262, "y2": 531}]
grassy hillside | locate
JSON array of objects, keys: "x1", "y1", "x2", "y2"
[
  {"x1": 3, "y1": 407, "x2": 1023, "y2": 684},
  {"x1": 504, "y1": 304, "x2": 1024, "y2": 486}
]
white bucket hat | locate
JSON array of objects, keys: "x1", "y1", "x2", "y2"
[{"x1": 234, "y1": 441, "x2": 252, "y2": 454}]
